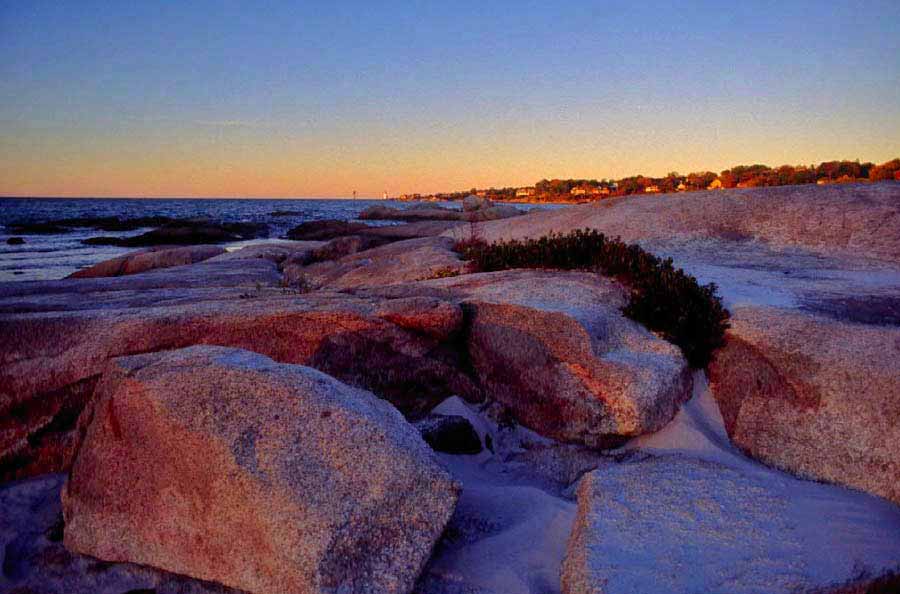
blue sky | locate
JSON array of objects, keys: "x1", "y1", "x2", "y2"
[{"x1": 1, "y1": 0, "x2": 898, "y2": 196}]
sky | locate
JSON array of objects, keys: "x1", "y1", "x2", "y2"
[{"x1": 1, "y1": 0, "x2": 899, "y2": 198}]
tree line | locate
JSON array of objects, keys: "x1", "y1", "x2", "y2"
[{"x1": 411, "y1": 158, "x2": 900, "y2": 203}]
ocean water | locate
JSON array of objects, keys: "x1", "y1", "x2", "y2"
[{"x1": 0, "y1": 197, "x2": 553, "y2": 282}]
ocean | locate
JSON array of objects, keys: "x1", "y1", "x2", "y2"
[{"x1": 0, "y1": 197, "x2": 553, "y2": 282}]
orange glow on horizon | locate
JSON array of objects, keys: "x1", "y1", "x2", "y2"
[{"x1": 3, "y1": 124, "x2": 898, "y2": 199}]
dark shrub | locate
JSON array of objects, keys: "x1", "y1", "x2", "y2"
[{"x1": 456, "y1": 229, "x2": 730, "y2": 368}]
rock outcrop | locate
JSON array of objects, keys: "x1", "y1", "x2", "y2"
[
  {"x1": 466, "y1": 301, "x2": 690, "y2": 448},
  {"x1": 462, "y1": 194, "x2": 493, "y2": 212},
  {"x1": 302, "y1": 234, "x2": 394, "y2": 264},
  {"x1": 83, "y1": 220, "x2": 268, "y2": 247},
  {"x1": 285, "y1": 236, "x2": 467, "y2": 291},
  {"x1": 6, "y1": 215, "x2": 176, "y2": 234},
  {"x1": 204, "y1": 240, "x2": 324, "y2": 264},
  {"x1": 0, "y1": 258, "x2": 285, "y2": 311},
  {"x1": 360, "y1": 202, "x2": 522, "y2": 223},
  {"x1": 0, "y1": 263, "x2": 474, "y2": 482},
  {"x1": 1, "y1": 251, "x2": 694, "y2": 484},
  {"x1": 465, "y1": 183, "x2": 900, "y2": 264},
  {"x1": 561, "y1": 455, "x2": 900, "y2": 594},
  {"x1": 68, "y1": 245, "x2": 226, "y2": 278},
  {"x1": 62, "y1": 346, "x2": 459, "y2": 594},
  {"x1": 285, "y1": 218, "x2": 371, "y2": 240},
  {"x1": 708, "y1": 305, "x2": 900, "y2": 505},
  {"x1": 366, "y1": 270, "x2": 693, "y2": 448},
  {"x1": 457, "y1": 182, "x2": 900, "y2": 502},
  {"x1": 357, "y1": 220, "x2": 466, "y2": 240},
  {"x1": 454, "y1": 272, "x2": 692, "y2": 448}
]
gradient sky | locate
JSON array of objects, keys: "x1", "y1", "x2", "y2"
[{"x1": 1, "y1": 1, "x2": 899, "y2": 198}]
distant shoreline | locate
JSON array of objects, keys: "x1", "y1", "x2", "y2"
[
  {"x1": 399, "y1": 158, "x2": 900, "y2": 204},
  {"x1": 401, "y1": 179, "x2": 900, "y2": 206}
]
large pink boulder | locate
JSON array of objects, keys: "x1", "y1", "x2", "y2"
[{"x1": 62, "y1": 345, "x2": 459, "y2": 594}]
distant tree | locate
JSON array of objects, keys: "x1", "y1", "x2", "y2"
[
  {"x1": 658, "y1": 172, "x2": 681, "y2": 193},
  {"x1": 791, "y1": 165, "x2": 817, "y2": 185},
  {"x1": 816, "y1": 160, "x2": 862, "y2": 181},
  {"x1": 719, "y1": 170, "x2": 737, "y2": 188},
  {"x1": 418, "y1": 156, "x2": 897, "y2": 205},
  {"x1": 616, "y1": 176, "x2": 643, "y2": 195},
  {"x1": 869, "y1": 159, "x2": 900, "y2": 181},
  {"x1": 686, "y1": 171, "x2": 717, "y2": 190}
]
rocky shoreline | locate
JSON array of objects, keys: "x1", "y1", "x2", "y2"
[{"x1": 2, "y1": 184, "x2": 899, "y2": 593}]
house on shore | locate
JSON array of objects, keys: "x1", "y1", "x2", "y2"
[
  {"x1": 676, "y1": 181, "x2": 687, "y2": 192},
  {"x1": 708, "y1": 178, "x2": 724, "y2": 190},
  {"x1": 515, "y1": 187, "x2": 536, "y2": 197},
  {"x1": 570, "y1": 187, "x2": 587, "y2": 196},
  {"x1": 644, "y1": 185, "x2": 660, "y2": 194}
]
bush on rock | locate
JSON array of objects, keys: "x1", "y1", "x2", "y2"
[{"x1": 456, "y1": 229, "x2": 730, "y2": 368}]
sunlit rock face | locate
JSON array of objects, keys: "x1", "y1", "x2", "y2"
[
  {"x1": 62, "y1": 346, "x2": 459, "y2": 594},
  {"x1": 456, "y1": 272, "x2": 692, "y2": 448},
  {"x1": 363, "y1": 269, "x2": 694, "y2": 448},
  {"x1": 0, "y1": 474, "x2": 244, "y2": 594},
  {"x1": 466, "y1": 300, "x2": 692, "y2": 448}
]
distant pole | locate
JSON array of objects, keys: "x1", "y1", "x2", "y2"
[{"x1": 352, "y1": 190, "x2": 357, "y2": 200}]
